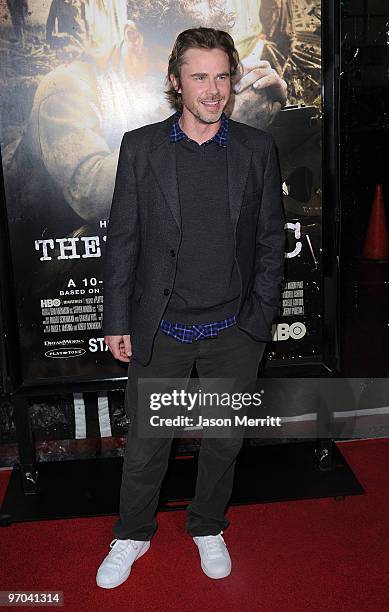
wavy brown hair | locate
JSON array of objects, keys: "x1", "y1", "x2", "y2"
[{"x1": 165, "y1": 27, "x2": 240, "y2": 112}]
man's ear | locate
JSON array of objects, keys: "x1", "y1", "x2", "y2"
[{"x1": 170, "y1": 74, "x2": 181, "y2": 94}]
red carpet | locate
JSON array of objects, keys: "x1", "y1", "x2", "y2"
[{"x1": 1, "y1": 439, "x2": 389, "y2": 612}]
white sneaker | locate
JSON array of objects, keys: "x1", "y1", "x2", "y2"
[
  {"x1": 96, "y1": 538, "x2": 150, "y2": 589},
  {"x1": 193, "y1": 531, "x2": 231, "y2": 579}
]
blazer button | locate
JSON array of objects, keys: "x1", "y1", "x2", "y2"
[
  {"x1": 164, "y1": 288, "x2": 170, "y2": 296},
  {"x1": 170, "y1": 249, "x2": 176, "y2": 257}
]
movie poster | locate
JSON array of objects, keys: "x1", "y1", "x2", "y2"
[{"x1": 0, "y1": 0, "x2": 322, "y2": 385}]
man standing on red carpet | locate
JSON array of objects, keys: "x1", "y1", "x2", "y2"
[{"x1": 97, "y1": 27, "x2": 285, "y2": 588}]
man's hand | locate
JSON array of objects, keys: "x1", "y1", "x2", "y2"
[
  {"x1": 229, "y1": 52, "x2": 288, "y2": 126},
  {"x1": 233, "y1": 47, "x2": 287, "y2": 114},
  {"x1": 104, "y1": 335, "x2": 132, "y2": 362}
]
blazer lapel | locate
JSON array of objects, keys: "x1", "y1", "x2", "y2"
[
  {"x1": 148, "y1": 116, "x2": 252, "y2": 233},
  {"x1": 149, "y1": 119, "x2": 181, "y2": 232},
  {"x1": 227, "y1": 125, "x2": 252, "y2": 231}
]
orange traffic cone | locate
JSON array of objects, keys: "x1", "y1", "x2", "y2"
[{"x1": 362, "y1": 184, "x2": 389, "y2": 260}]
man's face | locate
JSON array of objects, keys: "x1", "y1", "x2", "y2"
[
  {"x1": 171, "y1": 47, "x2": 232, "y2": 124},
  {"x1": 124, "y1": 21, "x2": 143, "y2": 54}
]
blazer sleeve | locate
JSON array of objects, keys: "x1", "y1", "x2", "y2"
[
  {"x1": 102, "y1": 133, "x2": 139, "y2": 335},
  {"x1": 253, "y1": 135, "x2": 286, "y2": 322}
]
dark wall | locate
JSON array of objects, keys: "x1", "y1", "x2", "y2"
[{"x1": 340, "y1": 0, "x2": 389, "y2": 262}]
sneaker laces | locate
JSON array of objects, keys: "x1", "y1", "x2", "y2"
[
  {"x1": 105, "y1": 539, "x2": 140, "y2": 570},
  {"x1": 202, "y1": 532, "x2": 226, "y2": 560}
]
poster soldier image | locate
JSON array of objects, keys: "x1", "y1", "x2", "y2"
[{"x1": 0, "y1": 0, "x2": 321, "y2": 383}]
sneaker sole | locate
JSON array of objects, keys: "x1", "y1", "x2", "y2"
[
  {"x1": 96, "y1": 541, "x2": 151, "y2": 589},
  {"x1": 200, "y1": 560, "x2": 232, "y2": 580}
]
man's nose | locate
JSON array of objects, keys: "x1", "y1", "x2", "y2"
[{"x1": 206, "y1": 77, "x2": 220, "y2": 94}]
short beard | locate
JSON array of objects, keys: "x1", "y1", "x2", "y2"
[{"x1": 195, "y1": 110, "x2": 223, "y2": 124}]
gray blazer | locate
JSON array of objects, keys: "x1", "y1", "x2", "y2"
[{"x1": 103, "y1": 114, "x2": 285, "y2": 365}]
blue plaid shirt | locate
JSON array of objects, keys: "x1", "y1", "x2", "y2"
[
  {"x1": 160, "y1": 112, "x2": 234, "y2": 343},
  {"x1": 160, "y1": 316, "x2": 236, "y2": 343},
  {"x1": 169, "y1": 111, "x2": 228, "y2": 147}
]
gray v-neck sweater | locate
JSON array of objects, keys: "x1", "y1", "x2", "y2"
[{"x1": 163, "y1": 138, "x2": 241, "y2": 324}]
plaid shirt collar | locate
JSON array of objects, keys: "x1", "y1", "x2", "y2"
[{"x1": 169, "y1": 112, "x2": 228, "y2": 147}]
